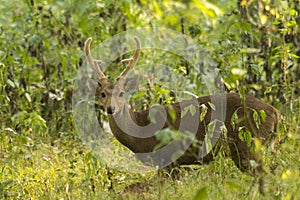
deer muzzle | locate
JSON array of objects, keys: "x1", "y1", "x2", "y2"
[{"x1": 107, "y1": 106, "x2": 116, "y2": 115}]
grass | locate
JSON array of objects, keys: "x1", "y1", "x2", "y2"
[{"x1": 1, "y1": 113, "x2": 299, "y2": 200}]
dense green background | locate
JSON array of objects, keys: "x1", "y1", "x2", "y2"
[{"x1": 0, "y1": 0, "x2": 299, "y2": 199}]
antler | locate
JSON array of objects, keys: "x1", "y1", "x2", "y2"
[
  {"x1": 118, "y1": 36, "x2": 141, "y2": 80},
  {"x1": 85, "y1": 37, "x2": 107, "y2": 81}
]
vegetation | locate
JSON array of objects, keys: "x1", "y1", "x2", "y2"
[{"x1": 0, "y1": 0, "x2": 299, "y2": 199}]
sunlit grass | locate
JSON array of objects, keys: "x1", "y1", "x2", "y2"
[{"x1": 1, "y1": 122, "x2": 299, "y2": 199}]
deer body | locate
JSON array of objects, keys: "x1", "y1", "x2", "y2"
[
  {"x1": 108, "y1": 93, "x2": 278, "y2": 171},
  {"x1": 85, "y1": 36, "x2": 279, "y2": 176}
]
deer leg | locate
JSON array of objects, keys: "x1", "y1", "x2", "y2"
[{"x1": 228, "y1": 137, "x2": 266, "y2": 194}]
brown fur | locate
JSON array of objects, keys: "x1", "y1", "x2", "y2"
[{"x1": 107, "y1": 93, "x2": 278, "y2": 174}]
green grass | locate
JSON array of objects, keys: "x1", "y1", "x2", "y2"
[{"x1": 1, "y1": 116, "x2": 299, "y2": 199}]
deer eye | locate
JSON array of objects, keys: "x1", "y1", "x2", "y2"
[
  {"x1": 100, "y1": 92, "x2": 106, "y2": 98},
  {"x1": 119, "y1": 92, "x2": 125, "y2": 98}
]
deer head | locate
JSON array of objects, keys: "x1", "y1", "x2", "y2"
[{"x1": 85, "y1": 36, "x2": 141, "y2": 115}]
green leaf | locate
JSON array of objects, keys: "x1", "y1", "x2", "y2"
[
  {"x1": 225, "y1": 181, "x2": 242, "y2": 190},
  {"x1": 238, "y1": 128, "x2": 252, "y2": 147},
  {"x1": 250, "y1": 159, "x2": 259, "y2": 168},
  {"x1": 244, "y1": 130, "x2": 252, "y2": 146},
  {"x1": 0, "y1": 63, "x2": 6, "y2": 69},
  {"x1": 7, "y1": 79, "x2": 16, "y2": 88},
  {"x1": 220, "y1": 123, "x2": 228, "y2": 138},
  {"x1": 204, "y1": 121, "x2": 218, "y2": 153},
  {"x1": 240, "y1": 48, "x2": 260, "y2": 54},
  {"x1": 253, "y1": 110, "x2": 261, "y2": 129},
  {"x1": 181, "y1": 104, "x2": 197, "y2": 118},
  {"x1": 238, "y1": 129, "x2": 244, "y2": 141},
  {"x1": 205, "y1": 136, "x2": 213, "y2": 153},
  {"x1": 192, "y1": 0, "x2": 223, "y2": 17},
  {"x1": 259, "y1": 110, "x2": 266, "y2": 122},
  {"x1": 234, "y1": 21, "x2": 251, "y2": 32},
  {"x1": 193, "y1": 186, "x2": 208, "y2": 200},
  {"x1": 167, "y1": 106, "x2": 177, "y2": 122},
  {"x1": 287, "y1": 20, "x2": 297, "y2": 27},
  {"x1": 199, "y1": 104, "x2": 208, "y2": 122},
  {"x1": 231, "y1": 68, "x2": 247, "y2": 76},
  {"x1": 290, "y1": 53, "x2": 300, "y2": 58},
  {"x1": 190, "y1": 104, "x2": 197, "y2": 116},
  {"x1": 289, "y1": 9, "x2": 298, "y2": 16},
  {"x1": 231, "y1": 110, "x2": 239, "y2": 129},
  {"x1": 207, "y1": 121, "x2": 217, "y2": 138},
  {"x1": 181, "y1": 106, "x2": 190, "y2": 119},
  {"x1": 250, "y1": 64, "x2": 261, "y2": 75},
  {"x1": 25, "y1": 92, "x2": 31, "y2": 103},
  {"x1": 207, "y1": 102, "x2": 215, "y2": 111}
]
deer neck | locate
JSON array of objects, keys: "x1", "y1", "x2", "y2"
[
  {"x1": 107, "y1": 105, "x2": 162, "y2": 153},
  {"x1": 108, "y1": 104, "x2": 143, "y2": 129},
  {"x1": 108, "y1": 105, "x2": 144, "y2": 151}
]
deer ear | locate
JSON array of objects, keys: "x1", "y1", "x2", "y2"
[{"x1": 124, "y1": 77, "x2": 139, "y2": 92}]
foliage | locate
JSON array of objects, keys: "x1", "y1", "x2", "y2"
[{"x1": 0, "y1": 0, "x2": 299, "y2": 199}]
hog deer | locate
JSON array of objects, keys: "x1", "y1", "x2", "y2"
[{"x1": 85, "y1": 36, "x2": 279, "y2": 192}]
